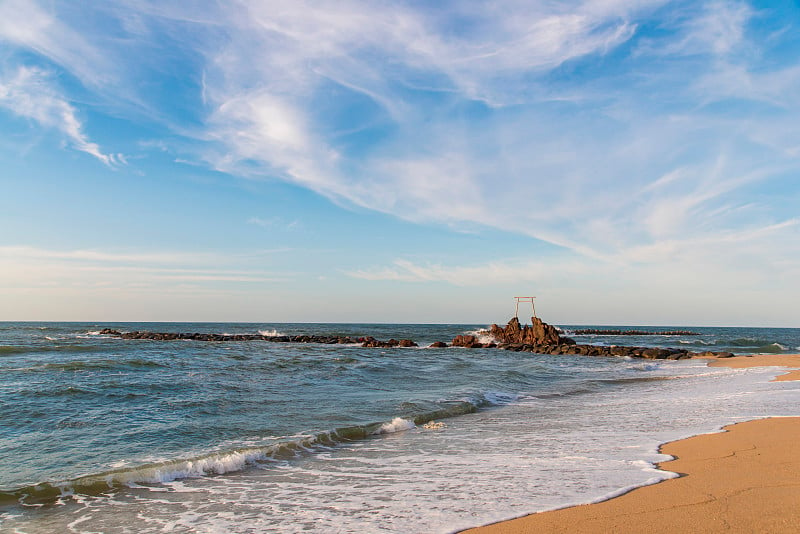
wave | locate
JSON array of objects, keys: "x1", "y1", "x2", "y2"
[
  {"x1": 373, "y1": 417, "x2": 416, "y2": 434},
  {"x1": 258, "y1": 329, "x2": 286, "y2": 337},
  {"x1": 464, "y1": 328, "x2": 495, "y2": 344},
  {"x1": 750, "y1": 342, "x2": 787, "y2": 354},
  {"x1": 594, "y1": 376, "x2": 676, "y2": 386},
  {"x1": 12, "y1": 359, "x2": 166, "y2": 372},
  {"x1": 22, "y1": 386, "x2": 97, "y2": 397},
  {"x1": 0, "y1": 401, "x2": 479, "y2": 506},
  {"x1": 660, "y1": 338, "x2": 790, "y2": 354},
  {"x1": 703, "y1": 339, "x2": 789, "y2": 353},
  {"x1": 726, "y1": 337, "x2": 777, "y2": 348},
  {"x1": 0, "y1": 344, "x2": 104, "y2": 356},
  {"x1": 0, "y1": 345, "x2": 29, "y2": 355}
]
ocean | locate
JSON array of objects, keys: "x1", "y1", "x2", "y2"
[{"x1": 1, "y1": 322, "x2": 799, "y2": 533}]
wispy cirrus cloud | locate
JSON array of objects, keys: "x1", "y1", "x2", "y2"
[
  {"x1": 247, "y1": 216, "x2": 300, "y2": 230},
  {"x1": 0, "y1": 66, "x2": 123, "y2": 165},
  {"x1": 1, "y1": 0, "x2": 799, "y2": 314},
  {"x1": 185, "y1": 0, "x2": 798, "y2": 269}
]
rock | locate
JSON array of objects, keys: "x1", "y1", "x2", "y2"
[
  {"x1": 531, "y1": 317, "x2": 561, "y2": 345},
  {"x1": 487, "y1": 317, "x2": 575, "y2": 346},
  {"x1": 451, "y1": 334, "x2": 478, "y2": 347},
  {"x1": 641, "y1": 348, "x2": 672, "y2": 359},
  {"x1": 399, "y1": 339, "x2": 417, "y2": 347},
  {"x1": 99, "y1": 328, "x2": 121, "y2": 336},
  {"x1": 429, "y1": 341, "x2": 448, "y2": 348},
  {"x1": 715, "y1": 352, "x2": 735, "y2": 358}
]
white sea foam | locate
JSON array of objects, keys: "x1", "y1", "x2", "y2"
[
  {"x1": 4, "y1": 352, "x2": 799, "y2": 534},
  {"x1": 464, "y1": 328, "x2": 495, "y2": 344},
  {"x1": 64, "y1": 448, "x2": 279, "y2": 490},
  {"x1": 372, "y1": 417, "x2": 415, "y2": 435},
  {"x1": 258, "y1": 329, "x2": 285, "y2": 337}
]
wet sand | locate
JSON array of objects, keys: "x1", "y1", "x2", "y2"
[
  {"x1": 708, "y1": 353, "x2": 800, "y2": 381},
  {"x1": 464, "y1": 354, "x2": 800, "y2": 534}
]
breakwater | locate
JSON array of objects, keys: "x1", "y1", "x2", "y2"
[
  {"x1": 98, "y1": 329, "x2": 418, "y2": 347},
  {"x1": 97, "y1": 326, "x2": 736, "y2": 360},
  {"x1": 496, "y1": 342, "x2": 732, "y2": 359},
  {"x1": 572, "y1": 329, "x2": 700, "y2": 336}
]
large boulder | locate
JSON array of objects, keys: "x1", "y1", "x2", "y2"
[
  {"x1": 530, "y1": 317, "x2": 562, "y2": 345},
  {"x1": 451, "y1": 334, "x2": 478, "y2": 347}
]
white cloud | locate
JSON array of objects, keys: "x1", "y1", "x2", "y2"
[
  {"x1": 247, "y1": 216, "x2": 300, "y2": 230},
  {"x1": 351, "y1": 216, "x2": 799, "y2": 289},
  {"x1": 0, "y1": 66, "x2": 123, "y2": 165},
  {"x1": 0, "y1": 245, "x2": 287, "y2": 289},
  {"x1": 179, "y1": 0, "x2": 795, "y2": 268},
  {"x1": 0, "y1": 0, "x2": 115, "y2": 88},
  {"x1": 1, "y1": 1, "x2": 798, "y2": 324},
  {"x1": 0, "y1": 245, "x2": 297, "y2": 321}
]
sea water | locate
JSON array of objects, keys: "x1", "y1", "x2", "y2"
[{"x1": 1, "y1": 322, "x2": 798, "y2": 533}]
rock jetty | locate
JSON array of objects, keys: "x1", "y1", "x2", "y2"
[
  {"x1": 97, "y1": 322, "x2": 736, "y2": 360},
  {"x1": 498, "y1": 343, "x2": 733, "y2": 360},
  {"x1": 97, "y1": 329, "x2": 417, "y2": 348},
  {"x1": 572, "y1": 329, "x2": 700, "y2": 336}
]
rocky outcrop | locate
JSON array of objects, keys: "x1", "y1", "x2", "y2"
[{"x1": 488, "y1": 317, "x2": 575, "y2": 346}]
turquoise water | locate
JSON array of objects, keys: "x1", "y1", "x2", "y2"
[{"x1": 1, "y1": 322, "x2": 799, "y2": 532}]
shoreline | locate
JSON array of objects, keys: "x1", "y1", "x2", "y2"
[{"x1": 463, "y1": 354, "x2": 800, "y2": 534}]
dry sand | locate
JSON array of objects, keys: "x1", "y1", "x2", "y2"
[{"x1": 464, "y1": 354, "x2": 800, "y2": 534}]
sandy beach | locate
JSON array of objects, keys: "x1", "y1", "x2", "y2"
[{"x1": 465, "y1": 354, "x2": 800, "y2": 534}]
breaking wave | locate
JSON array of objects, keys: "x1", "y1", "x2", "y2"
[
  {"x1": 258, "y1": 329, "x2": 286, "y2": 337},
  {"x1": 0, "y1": 401, "x2": 479, "y2": 506}
]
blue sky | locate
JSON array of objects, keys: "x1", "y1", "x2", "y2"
[{"x1": 0, "y1": 0, "x2": 798, "y2": 325}]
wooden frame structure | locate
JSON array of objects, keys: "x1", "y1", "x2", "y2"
[{"x1": 514, "y1": 296, "x2": 536, "y2": 318}]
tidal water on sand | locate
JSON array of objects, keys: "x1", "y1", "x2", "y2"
[{"x1": 1, "y1": 322, "x2": 799, "y2": 533}]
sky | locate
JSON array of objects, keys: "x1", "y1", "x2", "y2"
[{"x1": 0, "y1": 0, "x2": 798, "y2": 326}]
